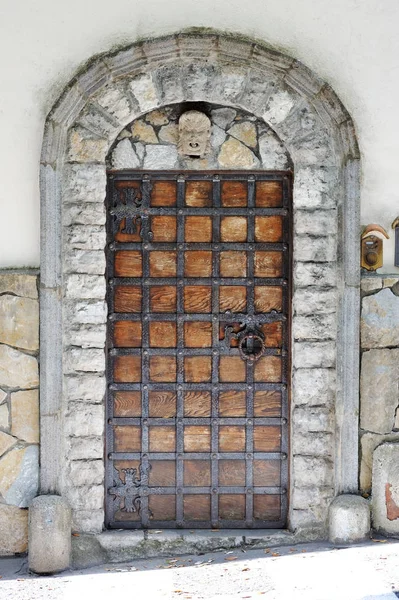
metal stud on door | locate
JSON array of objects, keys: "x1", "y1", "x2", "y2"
[{"x1": 105, "y1": 171, "x2": 291, "y2": 529}]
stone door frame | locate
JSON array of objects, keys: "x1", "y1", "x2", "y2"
[{"x1": 40, "y1": 32, "x2": 360, "y2": 534}]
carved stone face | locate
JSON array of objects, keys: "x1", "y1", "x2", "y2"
[{"x1": 178, "y1": 110, "x2": 211, "y2": 157}]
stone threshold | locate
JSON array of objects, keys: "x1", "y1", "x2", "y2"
[{"x1": 72, "y1": 527, "x2": 325, "y2": 569}]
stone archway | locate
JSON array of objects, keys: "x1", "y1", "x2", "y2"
[{"x1": 40, "y1": 32, "x2": 360, "y2": 536}]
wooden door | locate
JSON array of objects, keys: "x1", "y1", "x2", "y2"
[{"x1": 105, "y1": 172, "x2": 290, "y2": 529}]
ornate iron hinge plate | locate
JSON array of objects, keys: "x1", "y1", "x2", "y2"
[
  {"x1": 110, "y1": 180, "x2": 153, "y2": 239},
  {"x1": 108, "y1": 463, "x2": 151, "y2": 514}
]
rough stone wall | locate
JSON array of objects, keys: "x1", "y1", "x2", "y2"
[
  {"x1": 108, "y1": 105, "x2": 292, "y2": 171},
  {"x1": 0, "y1": 272, "x2": 39, "y2": 555},
  {"x1": 360, "y1": 275, "x2": 399, "y2": 494}
]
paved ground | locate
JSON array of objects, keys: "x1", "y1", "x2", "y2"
[{"x1": 1, "y1": 539, "x2": 399, "y2": 599}]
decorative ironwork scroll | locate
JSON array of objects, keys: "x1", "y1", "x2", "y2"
[
  {"x1": 108, "y1": 464, "x2": 150, "y2": 514},
  {"x1": 110, "y1": 180, "x2": 153, "y2": 239}
]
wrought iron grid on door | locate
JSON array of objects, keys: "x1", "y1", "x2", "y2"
[{"x1": 105, "y1": 171, "x2": 291, "y2": 529}]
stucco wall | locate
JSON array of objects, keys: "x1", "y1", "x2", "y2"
[{"x1": 0, "y1": 1, "x2": 398, "y2": 271}]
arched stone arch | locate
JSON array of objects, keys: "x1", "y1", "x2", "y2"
[{"x1": 40, "y1": 32, "x2": 360, "y2": 536}]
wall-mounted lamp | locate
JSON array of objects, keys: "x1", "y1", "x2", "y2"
[
  {"x1": 392, "y1": 218, "x2": 399, "y2": 268},
  {"x1": 361, "y1": 224, "x2": 390, "y2": 271}
]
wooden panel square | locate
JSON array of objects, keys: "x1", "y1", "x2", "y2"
[
  {"x1": 219, "y1": 460, "x2": 246, "y2": 486},
  {"x1": 254, "y1": 287, "x2": 283, "y2": 313},
  {"x1": 184, "y1": 356, "x2": 212, "y2": 383},
  {"x1": 149, "y1": 460, "x2": 176, "y2": 486},
  {"x1": 149, "y1": 321, "x2": 177, "y2": 348},
  {"x1": 254, "y1": 356, "x2": 282, "y2": 383},
  {"x1": 114, "y1": 251, "x2": 142, "y2": 277},
  {"x1": 184, "y1": 495, "x2": 210, "y2": 520},
  {"x1": 220, "y1": 217, "x2": 247, "y2": 242},
  {"x1": 114, "y1": 391, "x2": 141, "y2": 417},
  {"x1": 149, "y1": 251, "x2": 177, "y2": 278},
  {"x1": 185, "y1": 181, "x2": 212, "y2": 207},
  {"x1": 221, "y1": 181, "x2": 247, "y2": 207},
  {"x1": 219, "y1": 390, "x2": 246, "y2": 417},
  {"x1": 220, "y1": 251, "x2": 247, "y2": 277},
  {"x1": 150, "y1": 286, "x2": 177, "y2": 312},
  {"x1": 151, "y1": 180, "x2": 177, "y2": 206},
  {"x1": 184, "y1": 460, "x2": 211, "y2": 486},
  {"x1": 219, "y1": 495, "x2": 245, "y2": 520},
  {"x1": 254, "y1": 391, "x2": 282, "y2": 417},
  {"x1": 114, "y1": 355, "x2": 141, "y2": 383},
  {"x1": 151, "y1": 216, "x2": 177, "y2": 242},
  {"x1": 149, "y1": 356, "x2": 176, "y2": 382},
  {"x1": 184, "y1": 322, "x2": 212, "y2": 347},
  {"x1": 149, "y1": 391, "x2": 177, "y2": 418},
  {"x1": 255, "y1": 181, "x2": 283, "y2": 207},
  {"x1": 149, "y1": 495, "x2": 176, "y2": 520},
  {"x1": 260, "y1": 322, "x2": 282, "y2": 348},
  {"x1": 114, "y1": 425, "x2": 141, "y2": 452},
  {"x1": 253, "y1": 460, "x2": 281, "y2": 487},
  {"x1": 219, "y1": 356, "x2": 246, "y2": 382},
  {"x1": 254, "y1": 252, "x2": 283, "y2": 277},
  {"x1": 184, "y1": 392, "x2": 211, "y2": 417},
  {"x1": 184, "y1": 251, "x2": 212, "y2": 277},
  {"x1": 184, "y1": 426, "x2": 211, "y2": 452},
  {"x1": 219, "y1": 286, "x2": 246, "y2": 313},
  {"x1": 185, "y1": 216, "x2": 212, "y2": 242},
  {"x1": 255, "y1": 216, "x2": 283, "y2": 242},
  {"x1": 253, "y1": 494, "x2": 281, "y2": 520},
  {"x1": 149, "y1": 426, "x2": 176, "y2": 452},
  {"x1": 114, "y1": 286, "x2": 142, "y2": 313},
  {"x1": 184, "y1": 286, "x2": 212, "y2": 313},
  {"x1": 253, "y1": 425, "x2": 281, "y2": 452},
  {"x1": 113, "y1": 321, "x2": 142, "y2": 347},
  {"x1": 219, "y1": 426, "x2": 246, "y2": 452},
  {"x1": 115, "y1": 218, "x2": 141, "y2": 243}
]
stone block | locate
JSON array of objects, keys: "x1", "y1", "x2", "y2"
[
  {"x1": 0, "y1": 431, "x2": 16, "y2": 456},
  {"x1": 0, "y1": 403, "x2": 9, "y2": 430},
  {"x1": 360, "y1": 349, "x2": 399, "y2": 434},
  {"x1": 285, "y1": 61, "x2": 324, "y2": 98},
  {"x1": 292, "y1": 486, "x2": 335, "y2": 511},
  {"x1": 77, "y1": 104, "x2": 119, "y2": 140},
  {"x1": 263, "y1": 85, "x2": 297, "y2": 126},
  {"x1": 329, "y1": 495, "x2": 370, "y2": 544},
  {"x1": 64, "y1": 226, "x2": 106, "y2": 250},
  {"x1": 129, "y1": 73, "x2": 160, "y2": 112},
  {"x1": 63, "y1": 202, "x2": 106, "y2": 226},
  {"x1": 64, "y1": 374, "x2": 105, "y2": 402},
  {"x1": 258, "y1": 131, "x2": 290, "y2": 170},
  {"x1": 294, "y1": 288, "x2": 337, "y2": 315},
  {"x1": 0, "y1": 345, "x2": 38, "y2": 389},
  {"x1": 65, "y1": 403, "x2": 104, "y2": 437},
  {"x1": 65, "y1": 300, "x2": 107, "y2": 325},
  {"x1": 65, "y1": 348, "x2": 105, "y2": 374},
  {"x1": 294, "y1": 166, "x2": 339, "y2": 209},
  {"x1": 293, "y1": 456, "x2": 333, "y2": 487},
  {"x1": 360, "y1": 432, "x2": 399, "y2": 493},
  {"x1": 67, "y1": 126, "x2": 108, "y2": 163},
  {"x1": 65, "y1": 484, "x2": 104, "y2": 511},
  {"x1": 29, "y1": 495, "x2": 71, "y2": 573},
  {"x1": 218, "y1": 138, "x2": 259, "y2": 169},
  {"x1": 361, "y1": 288, "x2": 399, "y2": 348},
  {"x1": 372, "y1": 443, "x2": 399, "y2": 534},
  {"x1": 159, "y1": 123, "x2": 178, "y2": 144},
  {"x1": 69, "y1": 460, "x2": 104, "y2": 487},
  {"x1": 0, "y1": 273, "x2": 38, "y2": 299},
  {"x1": 51, "y1": 83, "x2": 86, "y2": 128},
  {"x1": 292, "y1": 368, "x2": 336, "y2": 407},
  {"x1": 361, "y1": 277, "x2": 383, "y2": 294},
  {"x1": 0, "y1": 445, "x2": 39, "y2": 507},
  {"x1": 72, "y1": 533, "x2": 107, "y2": 567},
  {"x1": 111, "y1": 139, "x2": 140, "y2": 169},
  {"x1": 64, "y1": 250, "x2": 106, "y2": 275},
  {"x1": 143, "y1": 145, "x2": 178, "y2": 169},
  {"x1": 294, "y1": 341, "x2": 335, "y2": 368},
  {"x1": 294, "y1": 262, "x2": 337, "y2": 288},
  {"x1": 293, "y1": 314, "x2": 336, "y2": 341},
  {"x1": 95, "y1": 84, "x2": 133, "y2": 124},
  {"x1": 72, "y1": 510, "x2": 104, "y2": 535},
  {"x1": 295, "y1": 236, "x2": 336, "y2": 262},
  {"x1": 0, "y1": 504, "x2": 28, "y2": 555},
  {"x1": 156, "y1": 65, "x2": 185, "y2": 105},
  {"x1": 67, "y1": 436, "x2": 103, "y2": 461},
  {"x1": 65, "y1": 274, "x2": 106, "y2": 299},
  {"x1": 211, "y1": 107, "x2": 236, "y2": 129},
  {"x1": 293, "y1": 407, "x2": 333, "y2": 434},
  {"x1": 292, "y1": 432, "x2": 334, "y2": 457},
  {"x1": 212, "y1": 67, "x2": 248, "y2": 106},
  {"x1": 11, "y1": 390, "x2": 39, "y2": 443},
  {"x1": 63, "y1": 164, "x2": 106, "y2": 204},
  {"x1": 0, "y1": 295, "x2": 38, "y2": 351},
  {"x1": 65, "y1": 325, "x2": 106, "y2": 349}
]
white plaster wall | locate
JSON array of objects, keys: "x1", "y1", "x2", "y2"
[{"x1": 0, "y1": 0, "x2": 398, "y2": 271}]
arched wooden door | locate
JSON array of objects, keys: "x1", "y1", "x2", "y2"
[{"x1": 105, "y1": 171, "x2": 291, "y2": 529}]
